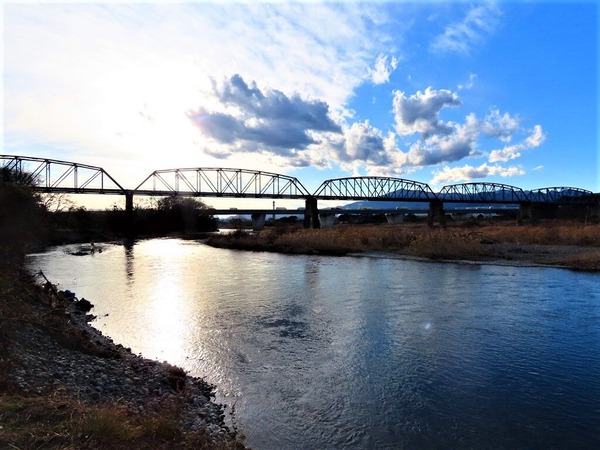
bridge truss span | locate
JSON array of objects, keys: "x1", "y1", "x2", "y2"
[
  {"x1": 0, "y1": 155, "x2": 125, "y2": 194},
  {"x1": 313, "y1": 176, "x2": 437, "y2": 201},
  {"x1": 527, "y1": 187, "x2": 597, "y2": 204},
  {"x1": 438, "y1": 182, "x2": 529, "y2": 204},
  {"x1": 134, "y1": 167, "x2": 311, "y2": 199}
]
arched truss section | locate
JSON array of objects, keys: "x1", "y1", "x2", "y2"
[
  {"x1": 313, "y1": 176, "x2": 437, "y2": 201},
  {"x1": 0, "y1": 155, "x2": 125, "y2": 194},
  {"x1": 134, "y1": 167, "x2": 310, "y2": 199},
  {"x1": 527, "y1": 187, "x2": 597, "y2": 204},
  {"x1": 438, "y1": 182, "x2": 529, "y2": 203}
]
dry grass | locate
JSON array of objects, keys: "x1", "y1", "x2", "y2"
[
  {"x1": 208, "y1": 220, "x2": 600, "y2": 270},
  {"x1": 0, "y1": 393, "x2": 241, "y2": 449},
  {"x1": 471, "y1": 222, "x2": 600, "y2": 246},
  {"x1": 547, "y1": 250, "x2": 600, "y2": 271}
]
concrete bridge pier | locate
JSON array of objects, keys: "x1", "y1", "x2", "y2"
[
  {"x1": 303, "y1": 196, "x2": 320, "y2": 229},
  {"x1": 124, "y1": 191, "x2": 135, "y2": 237},
  {"x1": 517, "y1": 202, "x2": 532, "y2": 226},
  {"x1": 251, "y1": 213, "x2": 266, "y2": 231},
  {"x1": 319, "y1": 213, "x2": 336, "y2": 228},
  {"x1": 125, "y1": 191, "x2": 134, "y2": 215},
  {"x1": 427, "y1": 200, "x2": 446, "y2": 227},
  {"x1": 385, "y1": 213, "x2": 405, "y2": 224},
  {"x1": 586, "y1": 204, "x2": 600, "y2": 224}
]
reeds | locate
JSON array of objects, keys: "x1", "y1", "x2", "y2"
[
  {"x1": 207, "y1": 221, "x2": 600, "y2": 268},
  {"x1": 476, "y1": 222, "x2": 600, "y2": 246}
]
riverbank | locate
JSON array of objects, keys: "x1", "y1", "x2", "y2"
[
  {"x1": 0, "y1": 268, "x2": 246, "y2": 449},
  {"x1": 206, "y1": 220, "x2": 600, "y2": 271}
]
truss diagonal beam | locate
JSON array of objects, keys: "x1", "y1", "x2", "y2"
[
  {"x1": 313, "y1": 177, "x2": 437, "y2": 201},
  {"x1": 134, "y1": 167, "x2": 310, "y2": 199},
  {"x1": 438, "y1": 182, "x2": 529, "y2": 203},
  {"x1": 527, "y1": 187, "x2": 596, "y2": 203},
  {"x1": 1, "y1": 155, "x2": 126, "y2": 194}
]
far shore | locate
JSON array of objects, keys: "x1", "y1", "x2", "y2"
[{"x1": 205, "y1": 220, "x2": 600, "y2": 272}]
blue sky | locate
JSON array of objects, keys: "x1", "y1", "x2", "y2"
[{"x1": 2, "y1": 1, "x2": 598, "y2": 208}]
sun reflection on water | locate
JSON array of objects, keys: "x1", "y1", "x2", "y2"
[{"x1": 134, "y1": 239, "x2": 192, "y2": 365}]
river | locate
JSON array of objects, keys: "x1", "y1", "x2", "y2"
[{"x1": 26, "y1": 238, "x2": 600, "y2": 449}]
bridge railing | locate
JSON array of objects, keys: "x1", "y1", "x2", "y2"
[
  {"x1": 1, "y1": 155, "x2": 126, "y2": 194},
  {"x1": 134, "y1": 167, "x2": 310, "y2": 199}
]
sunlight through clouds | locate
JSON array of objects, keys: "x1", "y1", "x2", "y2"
[{"x1": 3, "y1": 2, "x2": 597, "y2": 192}]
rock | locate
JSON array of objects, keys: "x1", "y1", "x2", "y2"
[
  {"x1": 62, "y1": 289, "x2": 76, "y2": 299},
  {"x1": 74, "y1": 298, "x2": 93, "y2": 312}
]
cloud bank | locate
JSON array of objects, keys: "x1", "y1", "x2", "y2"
[
  {"x1": 188, "y1": 75, "x2": 341, "y2": 158},
  {"x1": 186, "y1": 74, "x2": 544, "y2": 185}
]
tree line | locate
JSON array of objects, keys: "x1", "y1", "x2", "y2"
[{"x1": 0, "y1": 165, "x2": 217, "y2": 268}]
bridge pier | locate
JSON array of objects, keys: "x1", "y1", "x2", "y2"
[
  {"x1": 517, "y1": 202, "x2": 532, "y2": 225},
  {"x1": 251, "y1": 213, "x2": 266, "y2": 231},
  {"x1": 427, "y1": 200, "x2": 446, "y2": 227},
  {"x1": 586, "y1": 204, "x2": 600, "y2": 224},
  {"x1": 385, "y1": 213, "x2": 405, "y2": 224},
  {"x1": 124, "y1": 191, "x2": 135, "y2": 237},
  {"x1": 125, "y1": 191, "x2": 134, "y2": 215},
  {"x1": 304, "y1": 196, "x2": 320, "y2": 229},
  {"x1": 319, "y1": 213, "x2": 336, "y2": 228}
]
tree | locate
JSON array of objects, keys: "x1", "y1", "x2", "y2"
[
  {"x1": 156, "y1": 196, "x2": 210, "y2": 212},
  {"x1": 0, "y1": 165, "x2": 47, "y2": 267},
  {"x1": 152, "y1": 196, "x2": 217, "y2": 234}
]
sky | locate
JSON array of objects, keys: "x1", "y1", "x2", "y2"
[{"x1": 2, "y1": 1, "x2": 598, "y2": 209}]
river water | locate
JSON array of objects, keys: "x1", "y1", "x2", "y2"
[{"x1": 27, "y1": 238, "x2": 600, "y2": 449}]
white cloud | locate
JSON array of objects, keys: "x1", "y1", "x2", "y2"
[
  {"x1": 481, "y1": 108, "x2": 520, "y2": 142},
  {"x1": 368, "y1": 54, "x2": 399, "y2": 85},
  {"x1": 430, "y1": 163, "x2": 525, "y2": 185},
  {"x1": 392, "y1": 87, "x2": 461, "y2": 137},
  {"x1": 187, "y1": 74, "x2": 341, "y2": 158},
  {"x1": 526, "y1": 124, "x2": 546, "y2": 147},
  {"x1": 488, "y1": 124, "x2": 546, "y2": 162},
  {"x1": 457, "y1": 73, "x2": 477, "y2": 90},
  {"x1": 388, "y1": 95, "x2": 543, "y2": 176},
  {"x1": 402, "y1": 116, "x2": 479, "y2": 166},
  {"x1": 430, "y1": 2, "x2": 502, "y2": 55}
]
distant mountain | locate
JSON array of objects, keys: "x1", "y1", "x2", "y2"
[
  {"x1": 339, "y1": 200, "x2": 429, "y2": 210},
  {"x1": 340, "y1": 200, "x2": 518, "y2": 210}
]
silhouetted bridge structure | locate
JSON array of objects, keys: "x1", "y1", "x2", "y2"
[{"x1": 2, "y1": 155, "x2": 599, "y2": 229}]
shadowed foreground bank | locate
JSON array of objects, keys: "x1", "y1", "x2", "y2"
[
  {"x1": 0, "y1": 268, "x2": 246, "y2": 449},
  {"x1": 206, "y1": 221, "x2": 600, "y2": 272}
]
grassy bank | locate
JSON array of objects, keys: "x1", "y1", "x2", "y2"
[{"x1": 206, "y1": 220, "x2": 600, "y2": 271}]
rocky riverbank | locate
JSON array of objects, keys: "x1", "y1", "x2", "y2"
[{"x1": 0, "y1": 270, "x2": 246, "y2": 449}]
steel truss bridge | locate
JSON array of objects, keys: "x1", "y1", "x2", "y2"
[{"x1": 2, "y1": 155, "x2": 599, "y2": 227}]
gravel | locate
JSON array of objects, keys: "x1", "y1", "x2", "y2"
[{"x1": 9, "y1": 290, "x2": 232, "y2": 441}]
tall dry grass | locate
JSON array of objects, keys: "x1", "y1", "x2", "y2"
[
  {"x1": 475, "y1": 222, "x2": 600, "y2": 246},
  {"x1": 208, "y1": 221, "x2": 600, "y2": 268}
]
